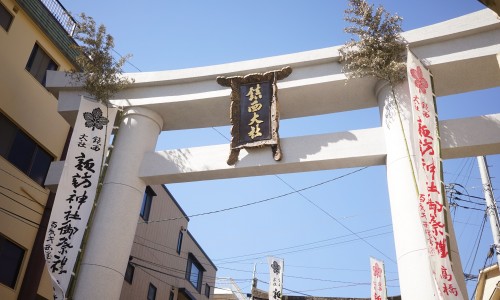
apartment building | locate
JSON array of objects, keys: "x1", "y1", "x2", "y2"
[
  {"x1": 0, "y1": 0, "x2": 77, "y2": 298},
  {"x1": 122, "y1": 185, "x2": 217, "y2": 300},
  {"x1": 1, "y1": 1, "x2": 217, "y2": 299}
]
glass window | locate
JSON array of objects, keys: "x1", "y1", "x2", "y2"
[
  {"x1": 29, "y1": 147, "x2": 53, "y2": 186},
  {"x1": 147, "y1": 283, "x2": 156, "y2": 300},
  {"x1": 0, "y1": 113, "x2": 17, "y2": 157},
  {"x1": 186, "y1": 254, "x2": 204, "y2": 292},
  {"x1": 140, "y1": 186, "x2": 155, "y2": 221},
  {"x1": 205, "y1": 284, "x2": 211, "y2": 298},
  {"x1": 25, "y1": 43, "x2": 58, "y2": 86},
  {"x1": 8, "y1": 130, "x2": 36, "y2": 173},
  {"x1": 0, "y1": 3, "x2": 13, "y2": 32},
  {"x1": 124, "y1": 262, "x2": 134, "y2": 284},
  {"x1": 0, "y1": 113, "x2": 54, "y2": 186},
  {"x1": 176, "y1": 231, "x2": 183, "y2": 254},
  {"x1": 0, "y1": 235, "x2": 25, "y2": 288}
]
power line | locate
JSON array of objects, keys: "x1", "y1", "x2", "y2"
[
  {"x1": 214, "y1": 224, "x2": 392, "y2": 262},
  {"x1": 216, "y1": 231, "x2": 393, "y2": 265},
  {"x1": 0, "y1": 167, "x2": 49, "y2": 194},
  {"x1": 273, "y1": 173, "x2": 396, "y2": 265},
  {"x1": 208, "y1": 127, "x2": 394, "y2": 264},
  {"x1": 0, "y1": 184, "x2": 45, "y2": 207},
  {"x1": 140, "y1": 167, "x2": 371, "y2": 224},
  {"x1": 111, "y1": 49, "x2": 142, "y2": 72},
  {"x1": 0, "y1": 207, "x2": 39, "y2": 229},
  {"x1": 0, "y1": 190, "x2": 42, "y2": 215},
  {"x1": 257, "y1": 279, "x2": 313, "y2": 297},
  {"x1": 130, "y1": 256, "x2": 247, "y2": 283}
]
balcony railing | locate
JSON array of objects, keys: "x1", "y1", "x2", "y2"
[{"x1": 40, "y1": 0, "x2": 76, "y2": 36}]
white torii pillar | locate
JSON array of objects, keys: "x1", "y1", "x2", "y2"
[
  {"x1": 377, "y1": 80, "x2": 468, "y2": 299},
  {"x1": 73, "y1": 107, "x2": 163, "y2": 299}
]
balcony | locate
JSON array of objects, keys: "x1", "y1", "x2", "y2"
[
  {"x1": 40, "y1": 0, "x2": 76, "y2": 36},
  {"x1": 16, "y1": 0, "x2": 79, "y2": 64}
]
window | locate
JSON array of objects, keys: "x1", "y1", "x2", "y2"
[
  {"x1": 0, "y1": 235, "x2": 25, "y2": 288},
  {"x1": 0, "y1": 2, "x2": 13, "y2": 32},
  {"x1": 0, "y1": 113, "x2": 54, "y2": 186},
  {"x1": 176, "y1": 231, "x2": 183, "y2": 254},
  {"x1": 147, "y1": 283, "x2": 157, "y2": 300},
  {"x1": 25, "y1": 43, "x2": 58, "y2": 86},
  {"x1": 205, "y1": 283, "x2": 211, "y2": 298},
  {"x1": 140, "y1": 186, "x2": 156, "y2": 221},
  {"x1": 186, "y1": 253, "x2": 204, "y2": 292},
  {"x1": 169, "y1": 291, "x2": 174, "y2": 300},
  {"x1": 124, "y1": 262, "x2": 134, "y2": 284}
]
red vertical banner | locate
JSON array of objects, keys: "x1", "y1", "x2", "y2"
[
  {"x1": 370, "y1": 257, "x2": 387, "y2": 300},
  {"x1": 407, "y1": 50, "x2": 463, "y2": 299}
]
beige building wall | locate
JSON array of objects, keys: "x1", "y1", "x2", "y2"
[
  {"x1": 120, "y1": 185, "x2": 217, "y2": 300},
  {"x1": 0, "y1": 0, "x2": 75, "y2": 298}
]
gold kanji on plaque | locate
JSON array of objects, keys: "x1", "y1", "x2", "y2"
[{"x1": 217, "y1": 66, "x2": 292, "y2": 165}]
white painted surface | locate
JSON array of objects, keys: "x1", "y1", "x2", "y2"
[
  {"x1": 46, "y1": 10, "x2": 500, "y2": 130},
  {"x1": 41, "y1": 9, "x2": 500, "y2": 300},
  {"x1": 73, "y1": 108, "x2": 163, "y2": 300},
  {"x1": 377, "y1": 81, "x2": 438, "y2": 299}
]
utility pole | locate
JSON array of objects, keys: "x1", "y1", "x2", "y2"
[
  {"x1": 251, "y1": 263, "x2": 257, "y2": 300},
  {"x1": 477, "y1": 156, "x2": 500, "y2": 267}
]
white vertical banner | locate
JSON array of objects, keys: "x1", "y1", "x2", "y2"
[
  {"x1": 43, "y1": 97, "x2": 117, "y2": 299},
  {"x1": 370, "y1": 257, "x2": 387, "y2": 300},
  {"x1": 267, "y1": 256, "x2": 284, "y2": 300},
  {"x1": 407, "y1": 50, "x2": 463, "y2": 299}
]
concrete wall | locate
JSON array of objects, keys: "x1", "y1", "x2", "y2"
[
  {"x1": 0, "y1": 0, "x2": 74, "y2": 298},
  {"x1": 120, "y1": 185, "x2": 217, "y2": 300}
]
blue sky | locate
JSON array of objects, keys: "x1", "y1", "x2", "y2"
[{"x1": 61, "y1": 1, "x2": 499, "y2": 298}]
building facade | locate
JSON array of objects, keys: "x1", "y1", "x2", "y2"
[
  {"x1": 1, "y1": 1, "x2": 217, "y2": 299},
  {"x1": 122, "y1": 184, "x2": 217, "y2": 300},
  {"x1": 0, "y1": 0, "x2": 77, "y2": 299}
]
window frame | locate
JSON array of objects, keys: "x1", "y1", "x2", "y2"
[
  {"x1": 0, "y1": 112, "x2": 54, "y2": 186},
  {"x1": 186, "y1": 253, "x2": 204, "y2": 293},
  {"x1": 140, "y1": 186, "x2": 156, "y2": 222},
  {"x1": 147, "y1": 283, "x2": 157, "y2": 300},
  {"x1": 0, "y1": 235, "x2": 25, "y2": 289},
  {"x1": 0, "y1": 2, "x2": 13, "y2": 32},
  {"x1": 205, "y1": 283, "x2": 211, "y2": 298},
  {"x1": 124, "y1": 262, "x2": 135, "y2": 284},
  {"x1": 176, "y1": 230, "x2": 183, "y2": 254},
  {"x1": 25, "y1": 43, "x2": 58, "y2": 86}
]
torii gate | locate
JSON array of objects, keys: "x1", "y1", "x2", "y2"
[{"x1": 46, "y1": 9, "x2": 500, "y2": 300}]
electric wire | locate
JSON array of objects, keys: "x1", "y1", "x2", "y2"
[
  {"x1": 140, "y1": 167, "x2": 371, "y2": 224},
  {"x1": 0, "y1": 207, "x2": 39, "y2": 228},
  {"x1": 0, "y1": 184, "x2": 45, "y2": 207},
  {"x1": 213, "y1": 224, "x2": 392, "y2": 262},
  {"x1": 258, "y1": 279, "x2": 313, "y2": 297},
  {"x1": 135, "y1": 224, "x2": 391, "y2": 264},
  {"x1": 132, "y1": 226, "x2": 392, "y2": 270},
  {"x1": 215, "y1": 230, "x2": 393, "y2": 264},
  {"x1": 217, "y1": 266, "x2": 400, "y2": 284},
  {"x1": 0, "y1": 190, "x2": 43, "y2": 215},
  {"x1": 464, "y1": 213, "x2": 487, "y2": 276},
  {"x1": 273, "y1": 174, "x2": 396, "y2": 264},
  {"x1": 208, "y1": 127, "x2": 394, "y2": 264},
  {"x1": 111, "y1": 49, "x2": 142, "y2": 72},
  {"x1": 130, "y1": 256, "x2": 246, "y2": 283},
  {"x1": 0, "y1": 167, "x2": 49, "y2": 194},
  {"x1": 207, "y1": 231, "x2": 393, "y2": 266}
]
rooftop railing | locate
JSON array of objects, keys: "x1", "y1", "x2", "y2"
[{"x1": 40, "y1": 0, "x2": 76, "y2": 36}]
